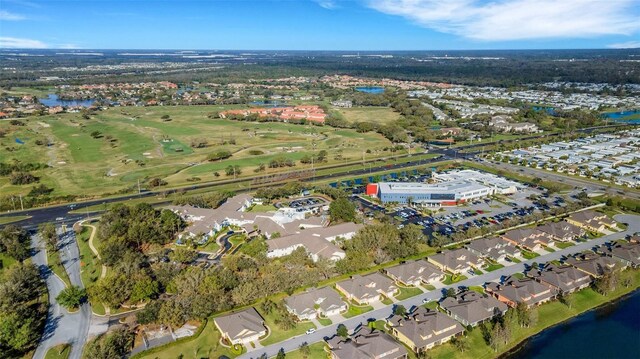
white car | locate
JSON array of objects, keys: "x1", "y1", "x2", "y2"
[
  {"x1": 422, "y1": 298, "x2": 431, "y2": 304},
  {"x1": 305, "y1": 328, "x2": 316, "y2": 335}
]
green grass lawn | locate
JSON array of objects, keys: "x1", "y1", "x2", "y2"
[
  {"x1": 395, "y1": 286, "x2": 423, "y2": 301},
  {"x1": 0, "y1": 253, "x2": 17, "y2": 275},
  {"x1": 484, "y1": 263, "x2": 505, "y2": 272},
  {"x1": 282, "y1": 341, "x2": 328, "y2": 359},
  {"x1": 509, "y1": 256, "x2": 522, "y2": 263},
  {"x1": 259, "y1": 308, "x2": 316, "y2": 346},
  {"x1": 511, "y1": 272, "x2": 525, "y2": 279},
  {"x1": 44, "y1": 344, "x2": 71, "y2": 359},
  {"x1": 76, "y1": 226, "x2": 100, "y2": 287},
  {"x1": 381, "y1": 297, "x2": 394, "y2": 305},
  {"x1": 1, "y1": 105, "x2": 397, "y2": 198},
  {"x1": 429, "y1": 269, "x2": 640, "y2": 359},
  {"x1": 468, "y1": 286, "x2": 485, "y2": 294},
  {"x1": 47, "y1": 247, "x2": 71, "y2": 288},
  {"x1": 336, "y1": 106, "x2": 400, "y2": 124},
  {"x1": 521, "y1": 250, "x2": 540, "y2": 260},
  {"x1": 555, "y1": 242, "x2": 575, "y2": 249},
  {"x1": 75, "y1": 225, "x2": 107, "y2": 315},
  {"x1": 134, "y1": 319, "x2": 240, "y2": 359},
  {"x1": 317, "y1": 317, "x2": 332, "y2": 326},
  {"x1": 199, "y1": 240, "x2": 221, "y2": 253},
  {"x1": 247, "y1": 204, "x2": 277, "y2": 212},
  {"x1": 443, "y1": 274, "x2": 468, "y2": 285},
  {"x1": 422, "y1": 284, "x2": 436, "y2": 291},
  {"x1": 343, "y1": 304, "x2": 374, "y2": 318},
  {"x1": 0, "y1": 215, "x2": 31, "y2": 225},
  {"x1": 542, "y1": 246, "x2": 556, "y2": 252}
]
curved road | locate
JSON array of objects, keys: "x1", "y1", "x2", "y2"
[
  {"x1": 238, "y1": 214, "x2": 640, "y2": 359},
  {"x1": 31, "y1": 229, "x2": 91, "y2": 359}
]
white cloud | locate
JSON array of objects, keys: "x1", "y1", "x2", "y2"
[
  {"x1": 315, "y1": 0, "x2": 338, "y2": 10},
  {"x1": 608, "y1": 41, "x2": 640, "y2": 49},
  {"x1": 0, "y1": 10, "x2": 26, "y2": 20},
  {"x1": 366, "y1": 0, "x2": 640, "y2": 41},
  {"x1": 0, "y1": 37, "x2": 48, "y2": 48}
]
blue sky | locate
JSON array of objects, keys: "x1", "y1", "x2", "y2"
[{"x1": 1, "y1": 0, "x2": 639, "y2": 50}]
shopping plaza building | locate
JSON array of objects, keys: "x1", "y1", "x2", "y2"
[{"x1": 370, "y1": 169, "x2": 520, "y2": 207}]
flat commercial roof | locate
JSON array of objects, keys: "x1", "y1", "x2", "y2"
[{"x1": 378, "y1": 180, "x2": 488, "y2": 194}]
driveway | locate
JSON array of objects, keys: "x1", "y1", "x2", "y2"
[
  {"x1": 237, "y1": 214, "x2": 640, "y2": 359},
  {"x1": 31, "y1": 231, "x2": 92, "y2": 359}
]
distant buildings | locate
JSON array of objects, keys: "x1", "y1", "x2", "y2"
[
  {"x1": 330, "y1": 100, "x2": 353, "y2": 108},
  {"x1": 220, "y1": 105, "x2": 327, "y2": 124},
  {"x1": 489, "y1": 115, "x2": 539, "y2": 133}
]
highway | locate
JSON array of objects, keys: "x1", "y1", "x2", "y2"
[
  {"x1": 238, "y1": 214, "x2": 639, "y2": 359},
  {"x1": 0, "y1": 152, "x2": 454, "y2": 230},
  {"x1": 0, "y1": 123, "x2": 630, "y2": 231}
]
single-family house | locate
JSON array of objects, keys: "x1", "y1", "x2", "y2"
[
  {"x1": 607, "y1": 241, "x2": 640, "y2": 268},
  {"x1": 335, "y1": 272, "x2": 398, "y2": 305},
  {"x1": 565, "y1": 252, "x2": 622, "y2": 278},
  {"x1": 440, "y1": 290, "x2": 508, "y2": 327},
  {"x1": 566, "y1": 210, "x2": 617, "y2": 233},
  {"x1": 536, "y1": 221, "x2": 585, "y2": 242},
  {"x1": 500, "y1": 228, "x2": 553, "y2": 252},
  {"x1": 529, "y1": 264, "x2": 592, "y2": 294},
  {"x1": 428, "y1": 248, "x2": 483, "y2": 274},
  {"x1": 485, "y1": 276, "x2": 557, "y2": 308},
  {"x1": 466, "y1": 237, "x2": 521, "y2": 262},
  {"x1": 326, "y1": 328, "x2": 408, "y2": 359},
  {"x1": 387, "y1": 307, "x2": 464, "y2": 353},
  {"x1": 385, "y1": 260, "x2": 445, "y2": 287},
  {"x1": 213, "y1": 308, "x2": 266, "y2": 345},
  {"x1": 284, "y1": 287, "x2": 347, "y2": 321}
]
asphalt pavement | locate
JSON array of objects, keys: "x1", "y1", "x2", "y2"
[
  {"x1": 487, "y1": 160, "x2": 640, "y2": 200},
  {"x1": 31, "y1": 232, "x2": 92, "y2": 359},
  {"x1": 238, "y1": 213, "x2": 640, "y2": 359}
]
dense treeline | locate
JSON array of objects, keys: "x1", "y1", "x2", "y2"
[
  {"x1": 335, "y1": 223, "x2": 425, "y2": 274},
  {"x1": 96, "y1": 203, "x2": 184, "y2": 265},
  {"x1": 2, "y1": 49, "x2": 638, "y2": 87},
  {"x1": 0, "y1": 225, "x2": 47, "y2": 358}
]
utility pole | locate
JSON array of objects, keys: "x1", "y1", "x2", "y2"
[
  {"x1": 19, "y1": 195, "x2": 24, "y2": 211},
  {"x1": 10, "y1": 196, "x2": 15, "y2": 211},
  {"x1": 137, "y1": 179, "x2": 141, "y2": 195}
]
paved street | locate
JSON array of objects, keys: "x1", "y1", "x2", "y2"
[
  {"x1": 31, "y1": 232, "x2": 91, "y2": 359},
  {"x1": 487, "y1": 160, "x2": 640, "y2": 200},
  {"x1": 239, "y1": 214, "x2": 640, "y2": 359}
]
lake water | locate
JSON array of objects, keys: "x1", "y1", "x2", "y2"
[
  {"x1": 249, "y1": 100, "x2": 287, "y2": 107},
  {"x1": 602, "y1": 109, "x2": 640, "y2": 124},
  {"x1": 504, "y1": 289, "x2": 640, "y2": 359},
  {"x1": 355, "y1": 86, "x2": 385, "y2": 94},
  {"x1": 39, "y1": 94, "x2": 96, "y2": 107}
]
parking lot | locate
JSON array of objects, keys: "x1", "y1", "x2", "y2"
[
  {"x1": 352, "y1": 183, "x2": 571, "y2": 239},
  {"x1": 276, "y1": 196, "x2": 328, "y2": 212}
]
